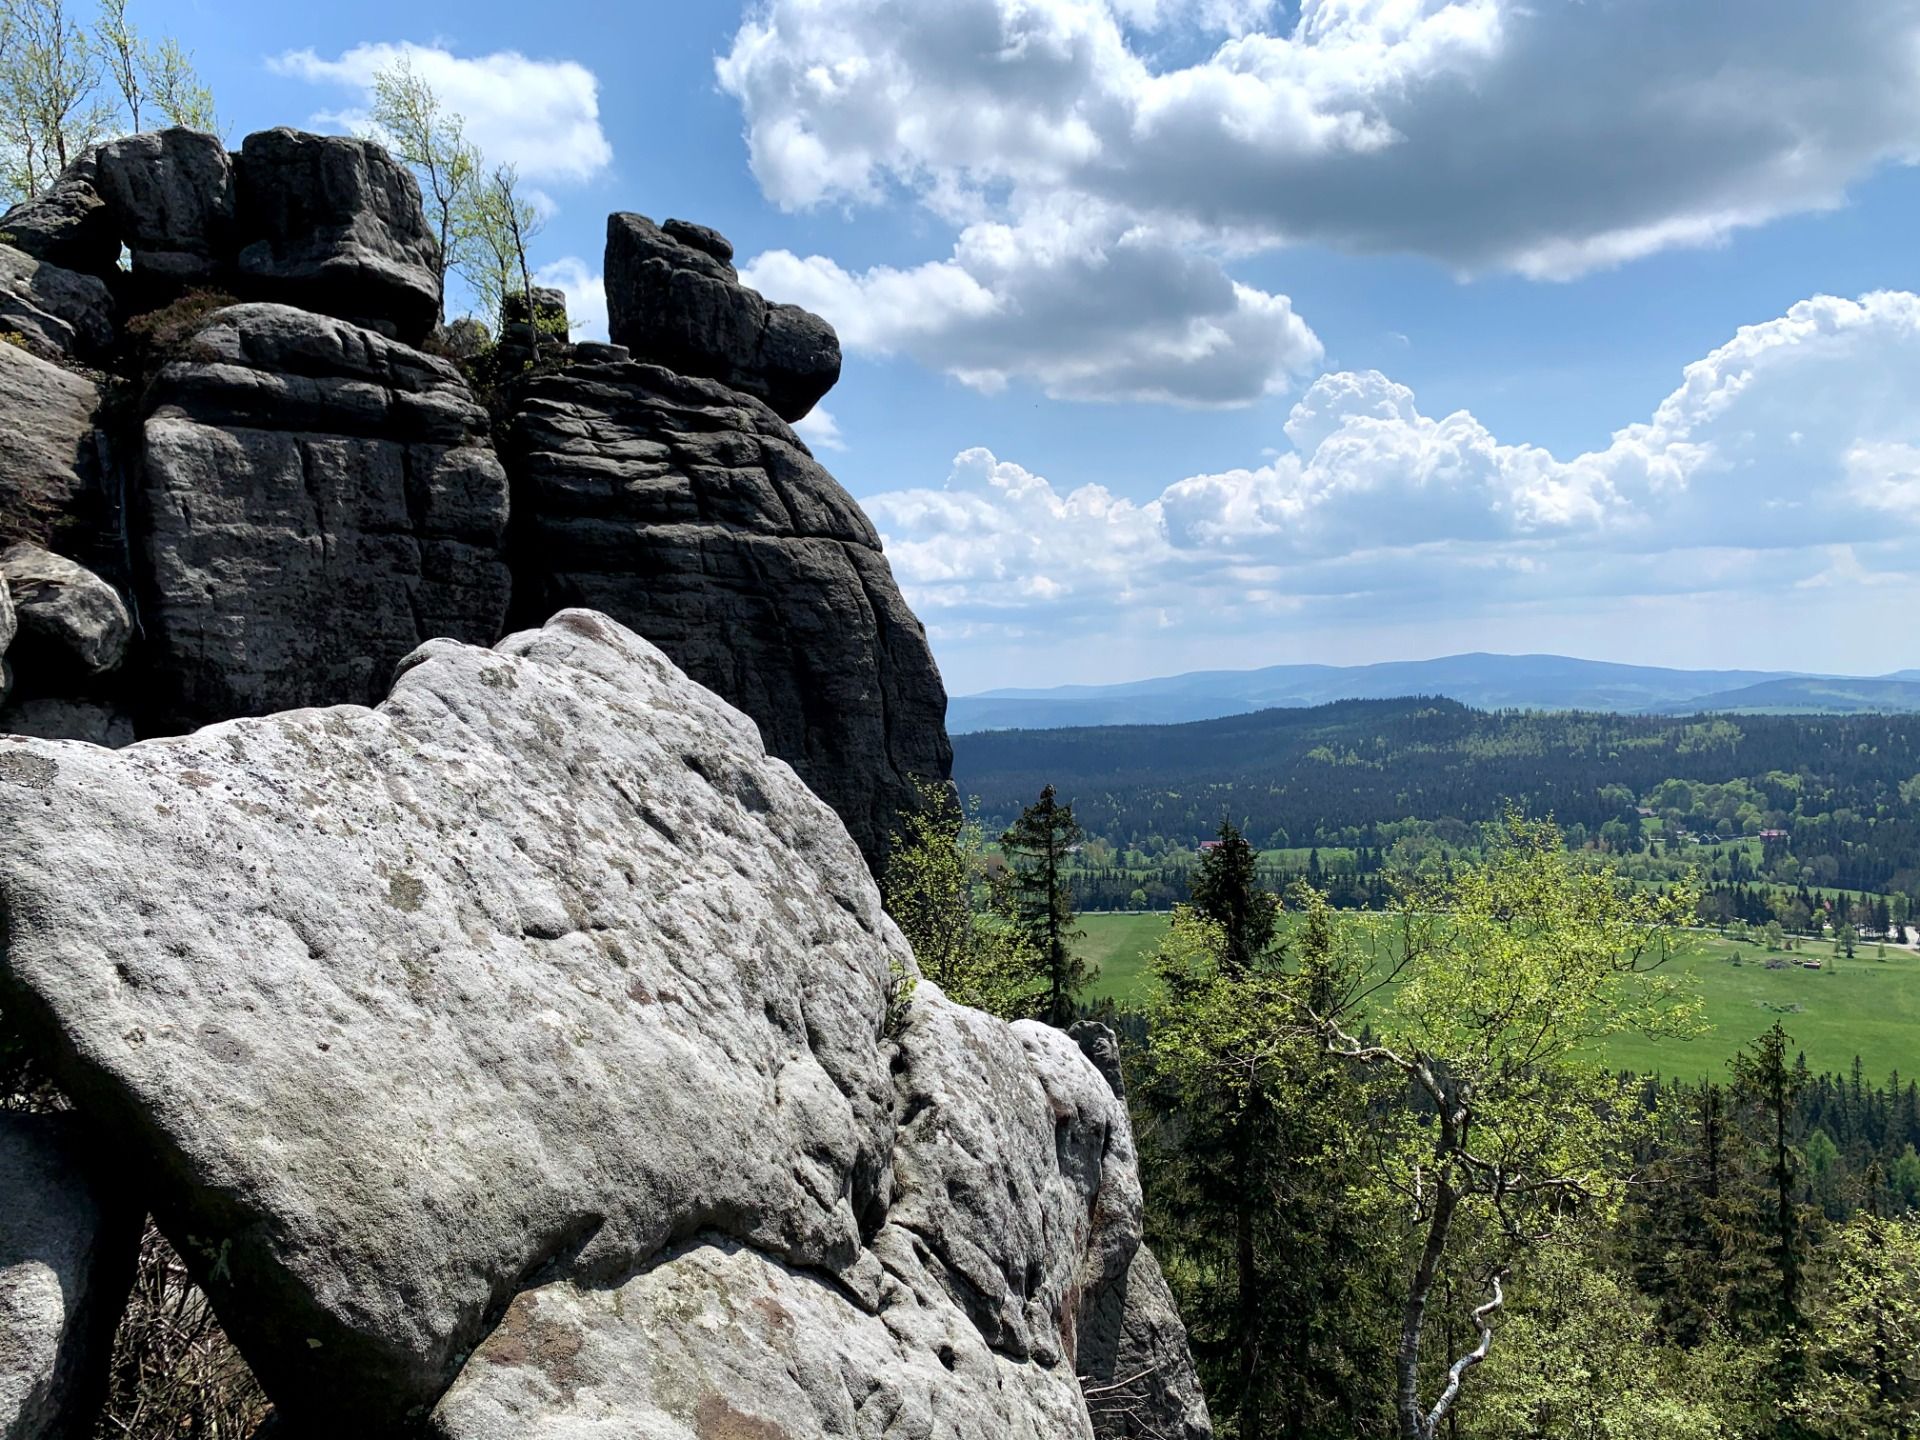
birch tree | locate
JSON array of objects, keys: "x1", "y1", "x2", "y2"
[
  {"x1": 369, "y1": 54, "x2": 477, "y2": 324},
  {"x1": 1311, "y1": 813, "x2": 1703, "y2": 1440}
]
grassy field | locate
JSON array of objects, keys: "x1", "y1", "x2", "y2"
[{"x1": 1078, "y1": 912, "x2": 1920, "y2": 1083}]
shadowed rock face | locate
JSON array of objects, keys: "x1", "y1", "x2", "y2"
[
  {"x1": 0, "y1": 1115, "x2": 140, "y2": 1440},
  {"x1": 605, "y1": 213, "x2": 840, "y2": 423},
  {"x1": 0, "y1": 344, "x2": 105, "y2": 554},
  {"x1": 93, "y1": 128, "x2": 235, "y2": 294},
  {"x1": 135, "y1": 302, "x2": 510, "y2": 728},
  {"x1": 233, "y1": 129, "x2": 441, "y2": 344},
  {"x1": 0, "y1": 244, "x2": 115, "y2": 361},
  {"x1": 505, "y1": 360, "x2": 952, "y2": 874}
]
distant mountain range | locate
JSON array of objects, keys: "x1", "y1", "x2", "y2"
[{"x1": 948, "y1": 654, "x2": 1920, "y2": 732}]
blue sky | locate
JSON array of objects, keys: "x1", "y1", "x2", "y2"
[{"x1": 145, "y1": 0, "x2": 1920, "y2": 693}]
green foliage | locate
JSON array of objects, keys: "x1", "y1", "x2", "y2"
[
  {"x1": 368, "y1": 53, "x2": 478, "y2": 324},
  {"x1": 1471, "y1": 1237, "x2": 1766, "y2": 1440},
  {"x1": 999, "y1": 784, "x2": 1090, "y2": 1026},
  {"x1": 0, "y1": 0, "x2": 212, "y2": 204},
  {"x1": 1142, "y1": 885, "x2": 1400, "y2": 1438},
  {"x1": 1789, "y1": 1215, "x2": 1920, "y2": 1437},
  {"x1": 880, "y1": 778, "x2": 1041, "y2": 1020}
]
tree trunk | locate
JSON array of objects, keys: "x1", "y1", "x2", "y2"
[{"x1": 1397, "y1": 1176, "x2": 1460, "y2": 1440}]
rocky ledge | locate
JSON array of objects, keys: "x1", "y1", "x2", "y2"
[
  {"x1": 0, "y1": 125, "x2": 948, "y2": 875},
  {"x1": 0, "y1": 612, "x2": 1207, "y2": 1439}
]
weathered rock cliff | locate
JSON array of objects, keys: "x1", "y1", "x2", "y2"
[
  {"x1": 0, "y1": 613, "x2": 1205, "y2": 1438},
  {"x1": 0, "y1": 127, "x2": 949, "y2": 875},
  {"x1": 0, "y1": 125, "x2": 1204, "y2": 1440}
]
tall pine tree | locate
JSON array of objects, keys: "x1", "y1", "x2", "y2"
[{"x1": 999, "y1": 785, "x2": 1089, "y2": 1026}]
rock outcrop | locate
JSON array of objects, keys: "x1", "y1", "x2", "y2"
[
  {"x1": 0, "y1": 1115, "x2": 139, "y2": 1440},
  {"x1": 93, "y1": 128, "x2": 236, "y2": 296},
  {"x1": 0, "y1": 544, "x2": 130, "y2": 678},
  {"x1": 0, "y1": 244, "x2": 115, "y2": 360},
  {"x1": 606, "y1": 212, "x2": 840, "y2": 422},
  {"x1": 0, "y1": 613, "x2": 1198, "y2": 1438},
  {"x1": 233, "y1": 129, "x2": 441, "y2": 344},
  {"x1": 0, "y1": 151, "x2": 118, "y2": 275},
  {"x1": 136, "y1": 302, "x2": 511, "y2": 726},
  {"x1": 0, "y1": 125, "x2": 1206, "y2": 1439},
  {"x1": 0, "y1": 344, "x2": 104, "y2": 553},
  {"x1": 506, "y1": 360, "x2": 950, "y2": 872}
]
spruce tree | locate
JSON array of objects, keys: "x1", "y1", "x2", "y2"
[{"x1": 999, "y1": 785, "x2": 1089, "y2": 1026}]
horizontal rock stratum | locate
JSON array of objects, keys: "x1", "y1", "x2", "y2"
[{"x1": 0, "y1": 611, "x2": 1206, "y2": 1438}]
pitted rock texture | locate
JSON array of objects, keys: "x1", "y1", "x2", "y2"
[
  {"x1": 0, "y1": 344, "x2": 104, "y2": 551},
  {"x1": 0, "y1": 244, "x2": 114, "y2": 360},
  {"x1": 506, "y1": 361, "x2": 951, "y2": 873},
  {"x1": 0, "y1": 544, "x2": 130, "y2": 678},
  {"x1": 93, "y1": 127, "x2": 235, "y2": 293},
  {"x1": 605, "y1": 212, "x2": 840, "y2": 422},
  {"x1": 430, "y1": 997, "x2": 1150, "y2": 1440},
  {"x1": 0, "y1": 1115, "x2": 139, "y2": 1440},
  {"x1": 233, "y1": 129, "x2": 441, "y2": 343},
  {"x1": 429, "y1": 1235, "x2": 1095, "y2": 1440},
  {"x1": 136, "y1": 302, "x2": 510, "y2": 728},
  {"x1": 0, "y1": 613, "x2": 900, "y2": 1432}
]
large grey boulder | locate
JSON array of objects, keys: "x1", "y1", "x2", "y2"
[
  {"x1": 93, "y1": 127, "x2": 235, "y2": 292},
  {"x1": 0, "y1": 1115, "x2": 139, "y2": 1440},
  {"x1": 0, "y1": 613, "x2": 1201, "y2": 1438},
  {"x1": 506, "y1": 361, "x2": 951, "y2": 873},
  {"x1": 605, "y1": 213, "x2": 840, "y2": 422},
  {"x1": 431, "y1": 993, "x2": 1145, "y2": 1440},
  {"x1": 0, "y1": 244, "x2": 114, "y2": 360},
  {"x1": 429, "y1": 1234, "x2": 1096, "y2": 1440},
  {"x1": 0, "y1": 152, "x2": 118, "y2": 276},
  {"x1": 0, "y1": 344, "x2": 104, "y2": 551},
  {"x1": 0, "y1": 612, "x2": 899, "y2": 1431},
  {"x1": 137, "y1": 302, "x2": 510, "y2": 728},
  {"x1": 233, "y1": 129, "x2": 441, "y2": 344},
  {"x1": 0, "y1": 544, "x2": 130, "y2": 677}
]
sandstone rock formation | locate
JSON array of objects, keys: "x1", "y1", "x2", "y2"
[
  {"x1": 506, "y1": 360, "x2": 951, "y2": 871},
  {"x1": 0, "y1": 126, "x2": 1202, "y2": 1435},
  {"x1": 0, "y1": 1115, "x2": 139, "y2": 1440},
  {"x1": 94, "y1": 127, "x2": 236, "y2": 296},
  {"x1": 0, "y1": 151, "x2": 118, "y2": 275},
  {"x1": 606, "y1": 212, "x2": 840, "y2": 422},
  {"x1": 0, "y1": 544, "x2": 130, "y2": 678},
  {"x1": 233, "y1": 129, "x2": 441, "y2": 344},
  {"x1": 0, "y1": 129, "x2": 949, "y2": 884},
  {"x1": 0, "y1": 345, "x2": 104, "y2": 552},
  {"x1": 136, "y1": 301, "x2": 511, "y2": 726},
  {"x1": 0, "y1": 613, "x2": 1201, "y2": 1438},
  {"x1": 0, "y1": 244, "x2": 115, "y2": 360}
]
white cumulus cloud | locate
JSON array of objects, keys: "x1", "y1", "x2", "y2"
[
  {"x1": 866, "y1": 291, "x2": 1920, "y2": 654},
  {"x1": 718, "y1": 0, "x2": 1920, "y2": 279},
  {"x1": 742, "y1": 201, "x2": 1320, "y2": 404},
  {"x1": 272, "y1": 42, "x2": 614, "y2": 184}
]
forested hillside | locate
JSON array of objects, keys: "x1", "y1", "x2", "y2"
[{"x1": 955, "y1": 699, "x2": 1920, "y2": 897}]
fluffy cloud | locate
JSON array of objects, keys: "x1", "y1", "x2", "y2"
[
  {"x1": 742, "y1": 202, "x2": 1320, "y2": 404},
  {"x1": 866, "y1": 291, "x2": 1920, "y2": 657},
  {"x1": 718, "y1": 0, "x2": 1920, "y2": 278},
  {"x1": 272, "y1": 43, "x2": 613, "y2": 184},
  {"x1": 793, "y1": 407, "x2": 848, "y2": 452}
]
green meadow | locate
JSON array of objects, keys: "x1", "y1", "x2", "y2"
[{"x1": 1079, "y1": 911, "x2": 1920, "y2": 1083}]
